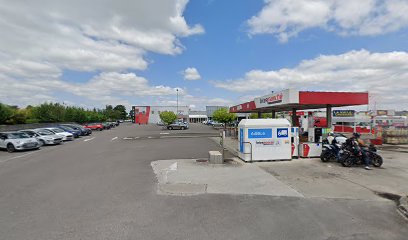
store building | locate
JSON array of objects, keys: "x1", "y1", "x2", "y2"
[
  {"x1": 132, "y1": 106, "x2": 189, "y2": 124},
  {"x1": 189, "y1": 111, "x2": 208, "y2": 123}
]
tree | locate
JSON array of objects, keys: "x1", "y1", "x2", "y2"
[
  {"x1": 0, "y1": 103, "x2": 13, "y2": 124},
  {"x1": 249, "y1": 113, "x2": 273, "y2": 119},
  {"x1": 212, "y1": 108, "x2": 236, "y2": 130},
  {"x1": 159, "y1": 111, "x2": 177, "y2": 125},
  {"x1": 113, "y1": 105, "x2": 127, "y2": 119}
]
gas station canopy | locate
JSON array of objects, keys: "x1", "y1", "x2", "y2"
[{"x1": 230, "y1": 89, "x2": 368, "y2": 113}]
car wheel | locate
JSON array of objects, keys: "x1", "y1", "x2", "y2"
[
  {"x1": 181, "y1": 126, "x2": 185, "y2": 130},
  {"x1": 39, "y1": 139, "x2": 46, "y2": 146},
  {"x1": 98, "y1": 128, "x2": 103, "y2": 131},
  {"x1": 168, "y1": 126, "x2": 173, "y2": 130},
  {"x1": 6, "y1": 143, "x2": 15, "y2": 153}
]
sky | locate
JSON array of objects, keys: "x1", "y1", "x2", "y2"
[{"x1": 1, "y1": 0, "x2": 408, "y2": 111}]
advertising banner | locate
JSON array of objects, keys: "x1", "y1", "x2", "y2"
[
  {"x1": 333, "y1": 110, "x2": 355, "y2": 117},
  {"x1": 254, "y1": 89, "x2": 299, "y2": 108}
]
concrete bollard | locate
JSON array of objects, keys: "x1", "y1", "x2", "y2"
[{"x1": 209, "y1": 151, "x2": 223, "y2": 164}]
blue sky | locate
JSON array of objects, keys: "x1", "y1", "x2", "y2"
[{"x1": 1, "y1": 0, "x2": 408, "y2": 111}]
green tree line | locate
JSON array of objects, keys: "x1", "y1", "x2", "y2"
[{"x1": 0, "y1": 102, "x2": 127, "y2": 125}]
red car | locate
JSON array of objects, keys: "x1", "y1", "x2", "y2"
[{"x1": 83, "y1": 123, "x2": 104, "y2": 131}]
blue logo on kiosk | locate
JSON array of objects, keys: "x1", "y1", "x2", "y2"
[
  {"x1": 248, "y1": 129, "x2": 272, "y2": 139},
  {"x1": 277, "y1": 128, "x2": 288, "y2": 138}
]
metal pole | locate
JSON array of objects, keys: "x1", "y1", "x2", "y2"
[{"x1": 176, "y1": 89, "x2": 179, "y2": 118}]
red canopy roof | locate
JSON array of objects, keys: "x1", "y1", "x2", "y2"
[{"x1": 230, "y1": 90, "x2": 368, "y2": 113}]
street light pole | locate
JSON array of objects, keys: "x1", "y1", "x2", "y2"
[{"x1": 176, "y1": 88, "x2": 179, "y2": 118}]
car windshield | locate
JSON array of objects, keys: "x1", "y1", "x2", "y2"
[
  {"x1": 51, "y1": 128, "x2": 64, "y2": 133},
  {"x1": 37, "y1": 130, "x2": 53, "y2": 136},
  {"x1": 8, "y1": 132, "x2": 30, "y2": 139}
]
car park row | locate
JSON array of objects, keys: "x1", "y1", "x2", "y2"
[{"x1": 0, "y1": 121, "x2": 121, "y2": 153}]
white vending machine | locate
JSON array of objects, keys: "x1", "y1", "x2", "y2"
[{"x1": 238, "y1": 119, "x2": 292, "y2": 162}]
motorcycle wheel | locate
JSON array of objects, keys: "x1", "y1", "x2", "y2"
[
  {"x1": 341, "y1": 154, "x2": 353, "y2": 167},
  {"x1": 372, "y1": 154, "x2": 383, "y2": 167},
  {"x1": 321, "y1": 152, "x2": 335, "y2": 162}
]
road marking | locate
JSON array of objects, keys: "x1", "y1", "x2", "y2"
[
  {"x1": 0, "y1": 151, "x2": 39, "y2": 163},
  {"x1": 84, "y1": 137, "x2": 95, "y2": 142},
  {"x1": 111, "y1": 137, "x2": 118, "y2": 141},
  {"x1": 123, "y1": 137, "x2": 133, "y2": 140},
  {"x1": 147, "y1": 136, "x2": 153, "y2": 139},
  {"x1": 160, "y1": 132, "x2": 170, "y2": 135}
]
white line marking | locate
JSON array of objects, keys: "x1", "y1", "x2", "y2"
[
  {"x1": 0, "y1": 151, "x2": 39, "y2": 163},
  {"x1": 84, "y1": 137, "x2": 95, "y2": 142},
  {"x1": 123, "y1": 137, "x2": 133, "y2": 140},
  {"x1": 134, "y1": 137, "x2": 140, "y2": 139},
  {"x1": 111, "y1": 137, "x2": 118, "y2": 141},
  {"x1": 160, "y1": 132, "x2": 170, "y2": 135},
  {"x1": 147, "y1": 136, "x2": 153, "y2": 139}
]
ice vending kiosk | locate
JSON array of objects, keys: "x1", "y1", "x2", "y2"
[{"x1": 238, "y1": 119, "x2": 292, "y2": 162}]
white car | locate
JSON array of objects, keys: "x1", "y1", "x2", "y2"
[
  {"x1": 19, "y1": 129, "x2": 63, "y2": 145},
  {"x1": 0, "y1": 132, "x2": 40, "y2": 152},
  {"x1": 37, "y1": 128, "x2": 74, "y2": 141}
]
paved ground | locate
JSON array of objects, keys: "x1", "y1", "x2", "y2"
[{"x1": 0, "y1": 123, "x2": 407, "y2": 240}]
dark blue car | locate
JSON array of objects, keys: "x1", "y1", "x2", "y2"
[
  {"x1": 56, "y1": 125, "x2": 81, "y2": 138},
  {"x1": 60, "y1": 124, "x2": 92, "y2": 136}
]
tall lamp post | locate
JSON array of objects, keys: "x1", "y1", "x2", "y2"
[{"x1": 176, "y1": 88, "x2": 179, "y2": 119}]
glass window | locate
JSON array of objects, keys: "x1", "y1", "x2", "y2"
[
  {"x1": 38, "y1": 131, "x2": 53, "y2": 135},
  {"x1": 8, "y1": 132, "x2": 30, "y2": 139},
  {"x1": 50, "y1": 128, "x2": 63, "y2": 133},
  {"x1": 152, "y1": 111, "x2": 155, "y2": 114}
]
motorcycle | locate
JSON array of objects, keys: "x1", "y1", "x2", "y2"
[
  {"x1": 339, "y1": 139, "x2": 383, "y2": 167},
  {"x1": 320, "y1": 139, "x2": 340, "y2": 162}
]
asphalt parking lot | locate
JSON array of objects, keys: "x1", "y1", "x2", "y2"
[{"x1": 0, "y1": 123, "x2": 407, "y2": 240}]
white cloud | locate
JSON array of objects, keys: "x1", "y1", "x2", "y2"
[
  {"x1": 213, "y1": 49, "x2": 408, "y2": 109},
  {"x1": 0, "y1": 0, "x2": 203, "y2": 107},
  {"x1": 248, "y1": 0, "x2": 408, "y2": 42},
  {"x1": 183, "y1": 67, "x2": 201, "y2": 80}
]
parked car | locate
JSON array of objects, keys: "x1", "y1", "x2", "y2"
[
  {"x1": 38, "y1": 128, "x2": 74, "y2": 141},
  {"x1": 56, "y1": 125, "x2": 81, "y2": 138},
  {"x1": 60, "y1": 124, "x2": 92, "y2": 136},
  {"x1": 101, "y1": 122, "x2": 111, "y2": 129},
  {"x1": 0, "y1": 132, "x2": 40, "y2": 152},
  {"x1": 18, "y1": 129, "x2": 63, "y2": 146},
  {"x1": 106, "y1": 122, "x2": 116, "y2": 128},
  {"x1": 83, "y1": 123, "x2": 104, "y2": 131},
  {"x1": 167, "y1": 121, "x2": 189, "y2": 130}
]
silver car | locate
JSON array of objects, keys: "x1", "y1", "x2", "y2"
[
  {"x1": 0, "y1": 132, "x2": 40, "y2": 152},
  {"x1": 167, "y1": 121, "x2": 189, "y2": 130},
  {"x1": 19, "y1": 129, "x2": 63, "y2": 146},
  {"x1": 36, "y1": 128, "x2": 74, "y2": 141}
]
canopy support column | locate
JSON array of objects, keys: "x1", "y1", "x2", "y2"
[
  {"x1": 326, "y1": 105, "x2": 332, "y2": 128},
  {"x1": 292, "y1": 108, "x2": 297, "y2": 126},
  {"x1": 271, "y1": 110, "x2": 276, "y2": 118},
  {"x1": 257, "y1": 112, "x2": 262, "y2": 118}
]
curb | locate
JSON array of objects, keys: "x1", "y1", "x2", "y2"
[{"x1": 397, "y1": 196, "x2": 408, "y2": 219}]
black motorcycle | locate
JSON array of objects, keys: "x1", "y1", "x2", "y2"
[
  {"x1": 339, "y1": 139, "x2": 383, "y2": 167},
  {"x1": 320, "y1": 139, "x2": 340, "y2": 162}
]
